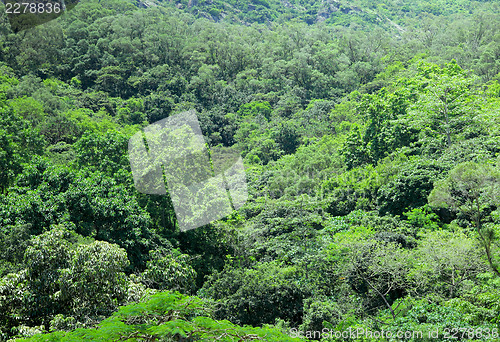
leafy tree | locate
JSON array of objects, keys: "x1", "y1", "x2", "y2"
[
  {"x1": 201, "y1": 261, "x2": 310, "y2": 326},
  {"x1": 376, "y1": 158, "x2": 446, "y2": 216},
  {"x1": 379, "y1": 296, "x2": 498, "y2": 341},
  {"x1": 143, "y1": 91, "x2": 175, "y2": 123},
  {"x1": 0, "y1": 128, "x2": 19, "y2": 193},
  {"x1": 429, "y1": 162, "x2": 500, "y2": 277},
  {"x1": 0, "y1": 227, "x2": 74, "y2": 336},
  {"x1": 403, "y1": 61, "x2": 478, "y2": 148},
  {"x1": 73, "y1": 130, "x2": 131, "y2": 177},
  {"x1": 1, "y1": 161, "x2": 158, "y2": 269},
  {"x1": 0, "y1": 103, "x2": 45, "y2": 192},
  {"x1": 323, "y1": 163, "x2": 383, "y2": 216},
  {"x1": 273, "y1": 120, "x2": 301, "y2": 155},
  {"x1": 0, "y1": 224, "x2": 31, "y2": 275},
  {"x1": 0, "y1": 226, "x2": 131, "y2": 339},
  {"x1": 63, "y1": 171, "x2": 156, "y2": 268},
  {"x1": 342, "y1": 123, "x2": 372, "y2": 170},
  {"x1": 140, "y1": 248, "x2": 196, "y2": 294},
  {"x1": 17, "y1": 292, "x2": 305, "y2": 342},
  {"x1": 299, "y1": 297, "x2": 341, "y2": 335},
  {"x1": 8, "y1": 97, "x2": 45, "y2": 126},
  {"x1": 38, "y1": 113, "x2": 83, "y2": 144},
  {"x1": 408, "y1": 230, "x2": 487, "y2": 299},
  {"x1": 58, "y1": 240, "x2": 130, "y2": 325},
  {"x1": 338, "y1": 239, "x2": 410, "y2": 320}
]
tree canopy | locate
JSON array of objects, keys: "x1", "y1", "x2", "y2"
[{"x1": 0, "y1": 0, "x2": 499, "y2": 340}]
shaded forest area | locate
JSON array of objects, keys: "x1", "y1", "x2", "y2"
[{"x1": 0, "y1": 0, "x2": 499, "y2": 340}]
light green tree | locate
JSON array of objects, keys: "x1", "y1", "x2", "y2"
[
  {"x1": 429, "y1": 162, "x2": 500, "y2": 277},
  {"x1": 405, "y1": 65, "x2": 478, "y2": 148}
]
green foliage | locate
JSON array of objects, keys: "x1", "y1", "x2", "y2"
[
  {"x1": 8, "y1": 97, "x2": 46, "y2": 126},
  {"x1": 429, "y1": 162, "x2": 500, "y2": 277},
  {"x1": 59, "y1": 240, "x2": 130, "y2": 322},
  {"x1": 0, "y1": 101, "x2": 45, "y2": 192},
  {"x1": 403, "y1": 205, "x2": 440, "y2": 231},
  {"x1": 376, "y1": 157, "x2": 447, "y2": 216},
  {"x1": 0, "y1": 224, "x2": 31, "y2": 275},
  {"x1": 0, "y1": 160, "x2": 159, "y2": 269},
  {"x1": 300, "y1": 297, "x2": 341, "y2": 334},
  {"x1": 0, "y1": 0, "x2": 500, "y2": 339},
  {"x1": 408, "y1": 230, "x2": 487, "y2": 299},
  {"x1": 16, "y1": 292, "x2": 305, "y2": 342},
  {"x1": 201, "y1": 261, "x2": 310, "y2": 326},
  {"x1": 323, "y1": 163, "x2": 384, "y2": 216},
  {"x1": 73, "y1": 130, "x2": 131, "y2": 177},
  {"x1": 402, "y1": 61, "x2": 480, "y2": 148},
  {"x1": 140, "y1": 248, "x2": 197, "y2": 294},
  {"x1": 0, "y1": 226, "x2": 130, "y2": 338},
  {"x1": 379, "y1": 296, "x2": 498, "y2": 341}
]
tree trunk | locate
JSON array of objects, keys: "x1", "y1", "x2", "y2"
[{"x1": 475, "y1": 199, "x2": 500, "y2": 277}]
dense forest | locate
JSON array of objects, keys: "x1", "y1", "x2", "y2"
[{"x1": 0, "y1": 0, "x2": 499, "y2": 340}]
